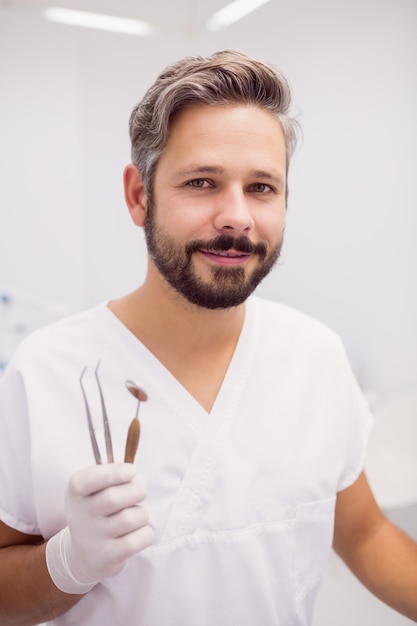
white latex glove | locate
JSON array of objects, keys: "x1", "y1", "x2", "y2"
[{"x1": 46, "y1": 463, "x2": 154, "y2": 594}]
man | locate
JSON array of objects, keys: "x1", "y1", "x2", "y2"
[{"x1": 0, "y1": 50, "x2": 416, "y2": 626}]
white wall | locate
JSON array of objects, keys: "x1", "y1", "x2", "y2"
[{"x1": 1, "y1": 0, "x2": 416, "y2": 400}]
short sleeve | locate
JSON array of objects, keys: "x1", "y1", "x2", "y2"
[
  {"x1": 331, "y1": 337, "x2": 374, "y2": 493},
  {"x1": 0, "y1": 360, "x2": 41, "y2": 535}
]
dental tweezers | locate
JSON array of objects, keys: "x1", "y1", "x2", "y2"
[{"x1": 79, "y1": 361, "x2": 143, "y2": 464}]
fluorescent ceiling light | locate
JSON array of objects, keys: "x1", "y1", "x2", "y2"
[
  {"x1": 206, "y1": 0, "x2": 271, "y2": 31},
  {"x1": 43, "y1": 8, "x2": 154, "y2": 36}
]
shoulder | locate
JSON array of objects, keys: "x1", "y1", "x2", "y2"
[
  {"x1": 248, "y1": 296, "x2": 354, "y2": 379},
  {"x1": 7, "y1": 303, "x2": 109, "y2": 369},
  {"x1": 250, "y1": 295, "x2": 343, "y2": 349}
]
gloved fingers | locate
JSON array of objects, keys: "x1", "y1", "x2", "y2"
[
  {"x1": 69, "y1": 463, "x2": 137, "y2": 498},
  {"x1": 103, "y1": 503, "x2": 150, "y2": 538},
  {"x1": 85, "y1": 478, "x2": 148, "y2": 517},
  {"x1": 48, "y1": 466, "x2": 154, "y2": 594},
  {"x1": 112, "y1": 524, "x2": 155, "y2": 562},
  {"x1": 72, "y1": 524, "x2": 155, "y2": 581}
]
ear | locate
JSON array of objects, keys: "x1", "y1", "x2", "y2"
[{"x1": 123, "y1": 163, "x2": 148, "y2": 227}]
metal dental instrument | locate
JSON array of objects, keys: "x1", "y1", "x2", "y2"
[
  {"x1": 79, "y1": 363, "x2": 147, "y2": 465},
  {"x1": 95, "y1": 361, "x2": 114, "y2": 463},
  {"x1": 124, "y1": 381, "x2": 148, "y2": 463},
  {"x1": 80, "y1": 363, "x2": 108, "y2": 464}
]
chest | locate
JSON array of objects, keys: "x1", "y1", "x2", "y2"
[{"x1": 143, "y1": 338, "x2": 239, "y2": 413}]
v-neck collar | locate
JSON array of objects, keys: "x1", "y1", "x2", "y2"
[{"x1": 93, "y1": 297, "x2": 258, "y2": 426}]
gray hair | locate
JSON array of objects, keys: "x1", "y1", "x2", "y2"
[{"x1": 129, "y1": 49, "x2": 299, "y2": 200}]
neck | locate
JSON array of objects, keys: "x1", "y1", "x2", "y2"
[
  {"x1": 108, "y1": 270, "x2": 247, "y2": 412},
  {"x1": 109, "y1": 260, "x2": 249, "y2": 412},
  {"x1": 108, "y1": 267, "x2": 246, "y2": 356}
]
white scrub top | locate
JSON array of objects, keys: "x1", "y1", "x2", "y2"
[{"x1": 0, "y1": 296, "x2": 373, "y2": 625}]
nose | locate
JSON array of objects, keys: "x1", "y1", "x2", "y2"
[{"x1": 213, "y1": 186, "x2": 255, "y2": 234}]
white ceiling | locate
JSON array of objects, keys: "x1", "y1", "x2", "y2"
[{"x1": 1, "y1": 0, "x2": 242, "y2": 34}]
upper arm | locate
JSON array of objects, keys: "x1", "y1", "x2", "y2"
[
  {"x1": 0, "y1": 520, "x2": 43, "y2": 549},
  {"x1": 333, "y1": 471, "x2": 386, "y2": 564}
]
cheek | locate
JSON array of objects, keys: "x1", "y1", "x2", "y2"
[
  {"x1": 257, "y1": 210, "x2": 286, "y2": 241},
  {"x1": 166, "y1": 212, "x2": 203, "y2": 237},
  {"x1": 157, "y1": 195, "x2": 213, "y2": 236}
]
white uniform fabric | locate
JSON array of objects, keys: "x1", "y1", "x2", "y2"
[{"x1": 0, "y1": 296, "x2": 373, "y2": 626}]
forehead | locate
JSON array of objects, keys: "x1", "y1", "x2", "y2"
[{"x1": 159, "y1": 104, "x2": 287, "y2": 175}]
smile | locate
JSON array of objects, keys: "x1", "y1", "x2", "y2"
[
  {"x1": 198, "y1": 249, "x2": 251, "y2": 267},
  {"x1": 209, "y1": 251, "x2": 248, "y2": 258}
]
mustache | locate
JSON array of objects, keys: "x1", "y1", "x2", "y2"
[{"x1": 186, "y1": 235, "x2": 267, "y2": 259}]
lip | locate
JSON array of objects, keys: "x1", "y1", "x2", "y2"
[{"x1": 198, "y1": 249, "x2": 251, "y2": 266}]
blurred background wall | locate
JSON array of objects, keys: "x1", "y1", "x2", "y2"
[
  {"x1": 1, "y1": 0, "x2": 416, "y2": 400},
  {"x1": 0, "y1": 1, "x2": 416, "y2": 623}
]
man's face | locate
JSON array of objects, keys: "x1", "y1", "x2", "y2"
[{"x1": 144, "y1": 104, "x2": 287, "y2": 309}]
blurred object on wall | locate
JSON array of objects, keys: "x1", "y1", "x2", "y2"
[{"x1": 0, "y1": 286, "x2": 70, "y2": 374}]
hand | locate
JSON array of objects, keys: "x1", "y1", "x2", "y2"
[{"x1": 46, "y1": 463, "x2": 154, "y2": 594}]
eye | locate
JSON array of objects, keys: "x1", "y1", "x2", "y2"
[
  {"x1": 188, "y1": 178, "x2": 210, "y2": 189},
  {"x1": 249, "y1": 182, "x2": 274, "y2": 193}
]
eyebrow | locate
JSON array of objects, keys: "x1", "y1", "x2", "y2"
[
  {"x1": 251, "y1": 170, "x2": 284, "y2": 185},
  {"x1": 173, "y1": 165, "x2": 224, "y2": 179},
  {"x1": 173, "y1": 165, "x2": 284, "y2": 185}
]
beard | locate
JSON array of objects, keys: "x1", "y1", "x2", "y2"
[{"x1": 144, "y1": 207, "x2": 283, "y2": 310}]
